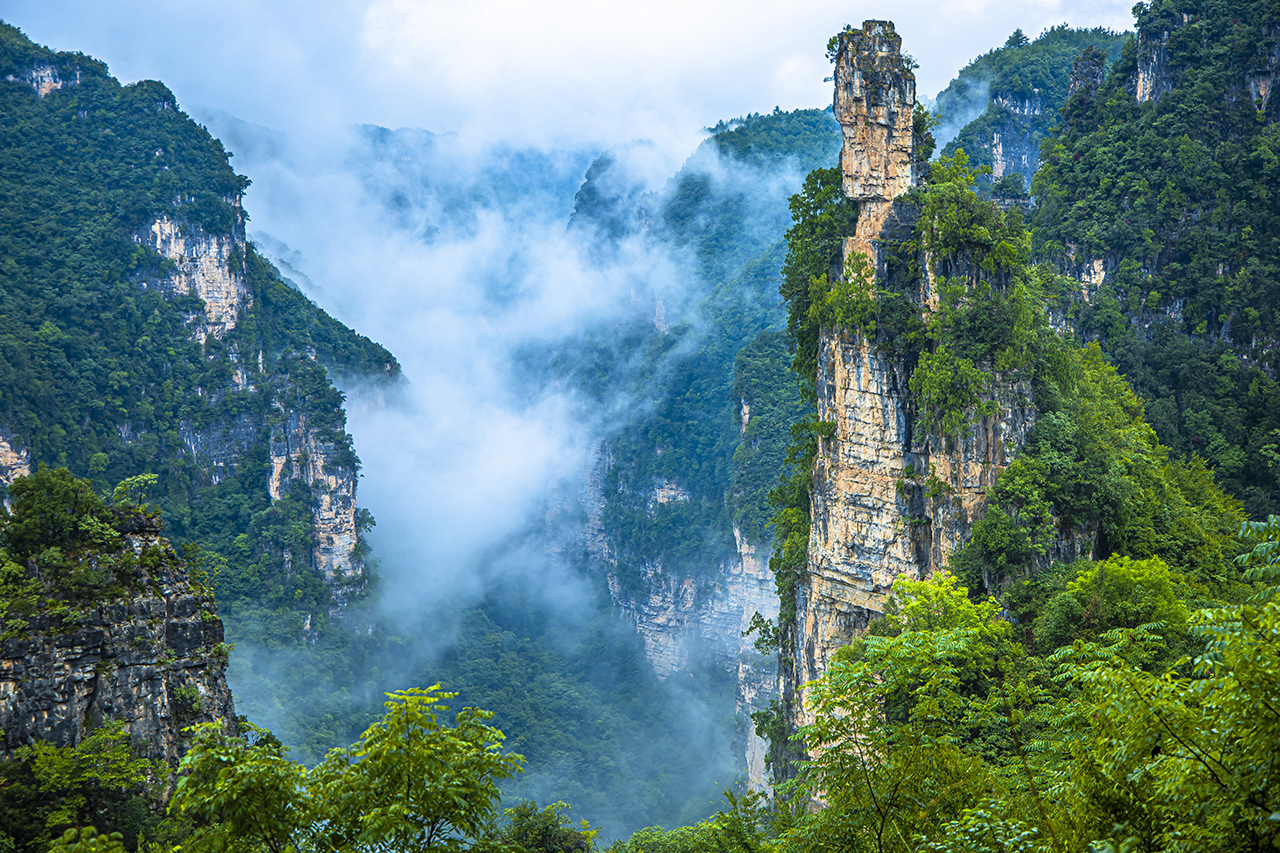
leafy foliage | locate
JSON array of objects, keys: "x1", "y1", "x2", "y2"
[
  {"x1": 1030, "y1": 0, "x2": 1280, "y2": 517},
  {"x1": 936, "y1": 25, "x2": 1128, "y2": 195},
  {"x1": 169, "y1": 687, "x2": 522, "y2": 853},
  {"x1": 0, "y1": 722, "x2": 157, "y2": 852}
]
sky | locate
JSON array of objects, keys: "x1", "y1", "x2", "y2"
[{"x1": 7, "y1": 0, "x2": 1137, "y2": 147}]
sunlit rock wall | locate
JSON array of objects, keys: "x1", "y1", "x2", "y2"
[
  {"x1": 140, "y1": 213, "x2": 250, "y2": 342},
  {"x1": 786, "y1": 19, "x2": 1040, "y2": 733},
  {"x1": 833, "y1": 20, "x2": 917, "y2": 277}
]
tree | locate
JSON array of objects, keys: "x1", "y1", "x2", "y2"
[
  {"x1": 7, "y1": 722, "x2": 156, "y2": 847},
  {"x1": 48, "y1": 828, "x2": 129, "y2": 853},
  {"x1": 785, "y1": 574, "x2": 1052, "y2": 853},
  {"x1": 167, "y1": 721, "x2": 309, "y2": 853},
  {"x1": 170, "y1": 686, "x2": 524, "y2": 853},
  {"x1": 1047, "y1": 522, "x2": 1280, "y2": 849},
  {"x1": 490, "y1": 801, "x2": 595, "y2": 853},
  {"x1": 311, "y1": 686, "x2": 523, "y2": 853}
]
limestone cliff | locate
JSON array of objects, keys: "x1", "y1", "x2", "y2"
[
  {"x1": 269, "y1": 404, "x2": 363, "y2": 586},
  {"x1": 139, "y1": 214, "x2": 251, "y2": 342},
  {"x1": 132, "y1": 201, "x2": 365, "y2": 591},
  {"x1": 580, "y1": 445, "x2": 779, "y2": 789},
  {"x1": 0, "y1": 514, "x2": 237, "y2": 768},
  {"x1": 1134, "y1": 15, "x2": 1182, "y2": 105},
  {"x1": 0, "y1": 430, "x2": 30, "y2": 509},
  {"x1": 3, "y1": 63, "x2": 81, "y2": 98}
]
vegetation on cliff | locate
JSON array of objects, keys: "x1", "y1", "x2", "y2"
[
  {"x1": 0, "y1": 468, "x2": 222, "y2": 850},
  {"x1": 0, "y1": 19, "x2": 404, "y2": 764},
  {"x1": 1030, "y1": 0, "x2": 1280, "y2": 519},
  {"x1": 936, "y1": 25, "x2": 1128, "y2": 195}
]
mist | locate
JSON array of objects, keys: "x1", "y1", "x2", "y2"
[
  {"x1": 4, "y1": 0, "x2": 1143, "y2": 835},
  {"x1": 192, "y1": 109, "x2": 782, "y2": 834}
]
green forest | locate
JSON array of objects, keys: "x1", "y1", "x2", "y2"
[{"x1": 2, "y1": 0, "x2": 1280, "y2": 850}]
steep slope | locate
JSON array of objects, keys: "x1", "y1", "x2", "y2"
[
  {"x1": 766, "y1": 18, "x2": 1244, "y2": 781},
  {"x1": 935, "y1": 25, "x2": 1127, "y2": 196},
  {"x1": 556, "y1": 110, "x2": 841, "y2": 786},
  {"x1": 0, "y1": 21, "x2": 399, "y2": 759},
  {"x1": 0, "y1": 470, "x2": 236, "y2": 769},
  {"x1": 1031, "y1": 0, "x2": 1280, "y2": 520}
]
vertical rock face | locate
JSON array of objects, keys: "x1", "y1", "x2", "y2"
[
  {"x1": 3, "y1": 64, "x2": 81, "y2": 98},
  {"x1": 0, "y1": 429, "x2": 31, "y2": 508},
  {"x1": 140, "y1": 213, "x2": 250, "y2": 342},
  {"x1": 0, "y1": 519, "x2": 237, "y2": 768},
  {"x1": 986, "y1": 94, "x2": 1043, "y2": 186},
  {"x1": 269, "y1": 407, "x2": 362, "y2": 586},
  {"x1": 1135, "y1": 17, "x2": 1183, "y2": 104},
  {"x1": 833, "y1": 21, "x2": 917, "y2": 275},
  {"x1": 581, "y1": 447, "x2": 779, "y2": 789},
  {"x1": 137, "y1": 207, "x2": 365, "y2": 591},
  {"x1": 785, "y1": 20, "x2": 1043, "y2": 734},
  {"x1": 792, "y1": 326, "x2": 1035, "y2": 726}
]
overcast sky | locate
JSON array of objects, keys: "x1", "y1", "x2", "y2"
[{"x1": 8, "y1": 0, "x2": 1135, "y2": 146}]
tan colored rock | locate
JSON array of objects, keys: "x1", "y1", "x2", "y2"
[
  {"x1": 269, "y1": 408, "x2": 362, "y2": 586},
  {"x1": 0, "y1": 429, "x2": 31, "y2": 508},
  {"x1": 140, "y1": 214, "x2": 249, "y2": 341},
  {"x1": 833, "y1": 21, "x2": 916, "y2": 275},
  {"x1": 793, "y1": 325, "x2": 1036, "y2": 727},
  {"x1": 788, "y1": 19, "x2": 1045, "y2": 735},
  {"x1": 3, "y1": 64, "x2": 81, "y2": 98}
]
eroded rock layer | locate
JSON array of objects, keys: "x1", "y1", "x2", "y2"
[
  {"x1": 833, "y1": 20, "x2": 917, "y2": 275},
  {"x1": 0, "y1": 518, "x2": 237, "y2": 768}
]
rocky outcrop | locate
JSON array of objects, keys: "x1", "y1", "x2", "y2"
[
  {"x1": 791, "y1": 327, "x2": 1035, "y2": 726},
  {"x1": 4, "y1": 64, "x2": 81, "y2": 98},
  {"x1": 1135, "y1": 16, "x2": 1184, "y2": 104},
  {"x1": 833, "y1": 21, "x2": 917, "y2": 277},
  {"x1": 986, "y1": 92, "x2": 1043, "y2": 186},
  {"x1": 783, "y1": 20, "x2": 1048, "y2": 735},
  {"x1": 581, "y1": 446, "x2": 779, "y2": 789},
  {"x1": 179, "y1": 412, "x2": 261, "y2": 486},
  {"x1": 139, "y1": 214, "x2": 250, "y2": 341},
  {"x1": 269, "y1": 408, "x2": 362, "y2": 585},
  {"x1": 0, "y1": 517, "x2": 237, "y2": 768},
  {"x1": 0, "y1": 429, "x2": 31, "y2": 508},
  {"x1": 136, "y1": 208, "x2": 365, "y2": 590}
]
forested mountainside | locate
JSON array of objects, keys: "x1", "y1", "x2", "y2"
[
  {"x1": 936, "y1": 25, "x2": 1128, "y2": 196},
  {"x1": 747, "y1": 6, "x2": 1277, "y2": 850},
  {"x1": 1032, "y1": 0, "x2": 1280, "y2": 521}
]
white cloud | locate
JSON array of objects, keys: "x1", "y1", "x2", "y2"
[{"x1": 9, "y1": 0, "x2": 1136, "y2": 146}]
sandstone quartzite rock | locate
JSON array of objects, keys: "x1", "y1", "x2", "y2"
[
  {"x1": 0, "y1": 517, "x2": 237, "y2": 769},
  {"x1": 788, "y1": 326, "x2": 1037, "y2": 728},
  {"x1": 833, "y1": 20, "x2": 917, "y2": 278},
  {"x1": 784, "y1": 20, "x2": 1046, "y2": 735}
]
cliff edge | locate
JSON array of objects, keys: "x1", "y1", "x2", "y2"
[{"x1": 0, "y1": 470, "x2": 237, "y2": 769}]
